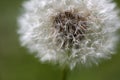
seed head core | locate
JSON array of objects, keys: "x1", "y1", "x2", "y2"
[{"x1": 52, "y1": 11, "x2": 89, "y2": 49}]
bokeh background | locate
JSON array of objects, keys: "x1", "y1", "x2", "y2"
[{"x1": 0, "y1": 0, "x2": 120, "y2": 80}]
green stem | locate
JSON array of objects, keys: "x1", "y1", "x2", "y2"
[{"x1": 62, "y1": 67, "x2": 68, "y2": 80}]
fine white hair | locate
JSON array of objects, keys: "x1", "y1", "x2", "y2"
[{"x1": 18, "y1": 0, "x2": 120, "y2": 69}]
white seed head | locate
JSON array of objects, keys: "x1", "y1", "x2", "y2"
[{"x1": 18, "y1": 0, "x2": 120, "y2": 69}]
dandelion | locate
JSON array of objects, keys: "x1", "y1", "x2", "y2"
[{"x1": 18, "y1": 0, "x2": 119, "y2": 69}]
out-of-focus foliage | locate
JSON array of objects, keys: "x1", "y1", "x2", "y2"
[{"x1": 0, "y1": 0, "x2": 120, "y2": 80}]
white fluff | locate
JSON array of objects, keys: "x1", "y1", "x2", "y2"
[{"x1": 18, "y1": 0, "x2": 120, "y2": 69}]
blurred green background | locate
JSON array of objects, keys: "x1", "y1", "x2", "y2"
[{"x1": 0, "y1": 0, "x2": 120, "y2": 80}]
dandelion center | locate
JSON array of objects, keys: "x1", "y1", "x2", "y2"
[{"x1": 52, "y1": 11, "x2": 88, "y2": 49}]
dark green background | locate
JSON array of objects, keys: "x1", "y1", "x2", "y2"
[{"x1": 0, "y1": 0, "x2": 120, "y2": 80}]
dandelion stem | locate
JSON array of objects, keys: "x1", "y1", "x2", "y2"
[{"x1": 62, "y1": 67, "x2": 68, "y2": 80}]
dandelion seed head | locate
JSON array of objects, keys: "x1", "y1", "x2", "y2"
[{"x1": 18, "y1": 0, "x2": 120, "y2": 69}]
